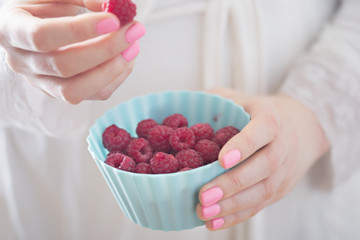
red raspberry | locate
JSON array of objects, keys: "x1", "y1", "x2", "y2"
[
  {"x1": 105, "y1": 152, "x2": 136, "y2": 172},
  {"x1": 213, "y1": 126, "x2": 240, "y2": 147},
  {"x1": 136, "y1": 119, "x2": 158, "y2": 138},
  {"x1": 162, "y1": 113, "x2": 188, "y2": 129},
  {"x1": 179, "y1": 167, "x2": 192, "y2": 172},
  {"x1": 134, "y1": 162, "x2": 153, "y2": 174},
  {"x1": 190, "y1": 123, "x2": 214, "y2": 141},
  {"x1": 126, "y1": 138, "x2": 153, "y2": 163},
  {"x1": 147, "y1": 125, "x2": 173, "y2": 152},
  {"x1": 195, "y1": 139, "x2": 220, "y2": 164},
  {"x1": 150, "y1": 152, "x2": 179, "y2": 174},
  {"x1": 175, "y1": 149, "x2": 204, "y2": 169},
  {"x1": 107, "y1": 151, "x2": 123, "y2": 157},
  {"x1": 169, "y1": 127, "x2": 196, "y2": 152},
  {"x1": 102, "y1": 0, "x2": 137, "y2": 26},
  {"x1": 102, "y1": 124, "x2": 131, "y2": 152}
]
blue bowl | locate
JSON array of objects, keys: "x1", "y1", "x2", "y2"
[{"x1": 87, "y1": 90, "x2": 250, "y2": 231}]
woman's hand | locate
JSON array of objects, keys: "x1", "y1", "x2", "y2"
[
  {"x1": 196, "y1": 88, "x2": 330, "y2": 230},
  {"x1": 0, "y1": 0, "x2": 145, "y2": 104}
]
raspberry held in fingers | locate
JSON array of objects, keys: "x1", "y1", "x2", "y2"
[{"x1": 102, "y1": 0, "x2": 137, "y2": 26}]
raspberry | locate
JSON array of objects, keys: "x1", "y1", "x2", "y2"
[
  {"x1": 102, "y1": 0, "x2": 137, "y2": 26},
  {"x1": 105, "y1": 152, "x2": 135, "y2": 172},
  {"x1": 150, "y1": 152, "x2": 179, "y2": 174},
  {"x1": 102, "y1": 124, "x2": 131, "y2": 152},
  {"x1": 195, "y1": 139, "x2": 220, "y2": 164},
  {"x1": 179, "y1": 167, "x2": 192, "y2": 172},
  {"x1": 175, "y1": 149, "x2": 204, "y2": 169},
  {"x1": 136, "y1": 119, "x2": 158, "y2": 138},
  {"x1": 169, "y1": 127, "x2": 196, "y2": 152},
  {"x1": 190, "y1": 123, "x2": 214, "y2": 141},
  {"x1": 107, "y1": 151, "x2": 122, "y2": 157},
  {"x1": 213, "y1": 126, "x2": 240, "y2": 147},
  {"x1": 147, "y1": 125, "x2": 173, "y2": 152},
  {"x1": 162, "y1": 113, "x2": 188, "y2": 129},
  {"x1": 126, "y1": 138, "x2": 153, "y2": 163},
  {"x1": 134, "y1": 162, "x2": 152, "y2": 174}
]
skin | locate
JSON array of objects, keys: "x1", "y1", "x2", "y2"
[
  {"x1": 0, "y1": 0, "x2": 139, "y2": 104},
  {"x1": 196, "y1": 88, "x2": 330, "y2": 231}
]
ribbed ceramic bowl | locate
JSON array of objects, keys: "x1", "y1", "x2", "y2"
[{"x1": 87, "y1": 90, "x2": 250, "y2": 231}]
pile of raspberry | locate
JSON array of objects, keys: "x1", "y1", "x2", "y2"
[{"x1": 102, "y1": 113, "x2": 240, "y2": 174}]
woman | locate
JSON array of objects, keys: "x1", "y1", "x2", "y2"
[{"x1": 1, "y1": 0, "x2": 359, "y2": 239}]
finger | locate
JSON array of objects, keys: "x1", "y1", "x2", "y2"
[
  {"x1": 2, "y1": 9, "x2": 120, "y2": 52},
  {"x1": 13, "y1": 0, "x2": 103, "y2": 17},
  {"x1": 20, "y1": 3, "x2": 81, "y2": 18},
  {"x1": 203, "y1": 206, "x2": 262, "y2": 231},
  {"x1": 88, "y1": 61, "x2": 134, "y2": 101},
  {"x1": 7, "y1": 22, "x2": 144, "y2": 77},
  {"x1": 198, "y1": 137, "x2": 287, "y2": 207},
  {"x1": 198, "y1": 174, "x2": 277, "y2": 221},
  {"x1": 197, "y1": 179, "x2": 266, "y2": 222},
  {"x1": 27, "y1": 0, "x2": 103, "y2": 11},
  {"x1": 218, "y1": 100, "x2": 281, "y2": 169},
  {"x1": 202, "y1": 161, "x2": 288, "y2": 231},
  {"x1": 33, "y1": 42, "x2": 139, "y2": 104}
]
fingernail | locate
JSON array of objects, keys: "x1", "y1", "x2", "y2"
[
  {"x1": 96, "y1": 18, "x2": 120, "y2": 35},
  {"x1": 202, "y1": 203, "x2": 221, "y2": 219},
  {"x1": 201, "y1": 187, "x2": 223, "y2": 206},
  {"x1": 125, "y1": 23, "x2": 146, "y2": 43},
  {"x1": 121, "y1": 41, "x2": 140, "y2": 62},
  {"x1": 223, "y1": 149, "x2": 241, "y2": 169},
  {"x1": 212, "y1": 217, "x2": 224, "y2": 230}
]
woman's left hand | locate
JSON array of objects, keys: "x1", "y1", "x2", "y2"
[{"x1": 196, "y1": 88, "x2": 330, "y2": 231}]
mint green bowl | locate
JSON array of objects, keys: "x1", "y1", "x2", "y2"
[{"x1": 87, "y1": 90, "x2": 250, "y2": 231}]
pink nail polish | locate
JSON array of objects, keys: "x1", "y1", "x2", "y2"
[
  {"x1": 96, "y1": 18, "x2": 120, "y2": 35},
  {"x1": 121, "y1": 41, "x2": 140, "y2": 62},
  {"x1": 202, "y1": 203, "x2": 221, "y2": 219},
  {"x1": 223, "y1": 149, "x2": 241, "y2": 169},
  {"x1": 125, "y1": 23, "x2": 146, "y2": 43},
  {"x1": 212, "y1": 217, "x2": 224, "y2": 230},
  {"x1": 201, "y1": 187, "x2": 223, "y2": 206}
]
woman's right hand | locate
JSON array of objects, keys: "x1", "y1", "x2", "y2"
[{"x1": 0, "y1": 0, "x2": 145, "y2": 104}]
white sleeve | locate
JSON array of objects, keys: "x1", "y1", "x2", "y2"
[
  {"x1": 280, "y1": 0, "x2": 360, "y2": 185},
  {"x1": 0, "y1": 48, "x2": 91, "y2": 139}
]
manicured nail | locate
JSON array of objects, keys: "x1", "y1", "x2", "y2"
[
  {"x1": 201, "y1": 187, "x2": 223, "y2": 206},
  {"x1": 96, "y1": 18, "x2": 120, "y2": 35},
  {"x1": 212, "y1": 217, "x2": 224, "y2": 230},
  {"x1": 121, "y1": 41, "x2": 140, "y2": 62},
  {"x1": 125, "y1": 23, "x2": 146, "y2": 43},
  {"x1": 202, "y1": 203, "x2": 221, "y2": 219},
  {"x1": 223, "y1": 149, "x2": 241, "y2": 169}
]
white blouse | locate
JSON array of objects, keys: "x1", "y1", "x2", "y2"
[{"x1": 1, "y1": 0, "x2": 360, "y2": 239}]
